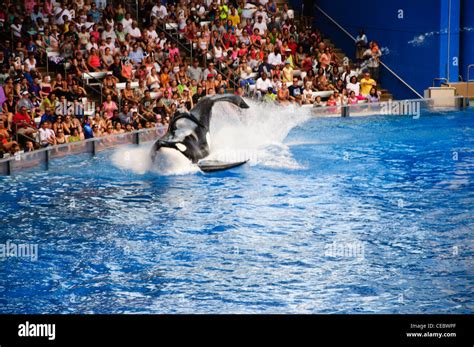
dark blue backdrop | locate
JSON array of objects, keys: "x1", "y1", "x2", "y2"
[{"x1": 290, "y1": 0, "x2": 472, "y2": 99}]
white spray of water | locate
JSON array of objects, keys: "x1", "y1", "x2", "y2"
[
  {"x1": 111, "y1": 145, "x2": 199, "y2": 175},
  {"x1": 407, "y1": 27, "x2": 474, "y2": 47},
  {"x1": 208, "y1": 100, "x2": 312, "y2": 169},
  {"x1": 111, "y1": 100, "x2": 312, "y2": 175}
]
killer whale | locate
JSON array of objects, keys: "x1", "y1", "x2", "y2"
[{"x1": 151, "y1": 94, "x2": 250, "y2": 170}]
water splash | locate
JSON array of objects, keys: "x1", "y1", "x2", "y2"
[
  {"x1": 111, "y1": 144, "x2": 198, "y2": 176},
  {"x1": 408, "y1": 27, "x2": 473, "y2": 47},
  {"x1": 208, "y1": 100, "x2": 312, "y2": 169},
  {"x1": 112, "y1": 100, "x2": 312, "y2": 175},
  {"x1": 380, "y1": 47, "x2": 390, "y2": 56}
]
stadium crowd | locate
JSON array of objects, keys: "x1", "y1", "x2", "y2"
[{"x1": 0, "y1": 0, "x2": 382, "y2": 158}]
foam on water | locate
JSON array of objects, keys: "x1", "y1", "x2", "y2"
[
  {"x1": 111, "y1": 145, "x2": 199, "y2": 175},
  {"x1": 112, "y1": 99, "x2": 312, "y2": 175}
]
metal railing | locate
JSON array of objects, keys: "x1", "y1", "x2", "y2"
[
  {"x1": 315, "y1": 5, "x2": 424, "y2": 99},
  {"x1": 13, "y1": 123, "x2": 41, "y2": 146},
  {"x1": 77, "y1": 70, "x2": 106, "y2": 104},
  {"x1": 467, "y1": 64, "x2": 474, "y2": 102},
  {"x1": 309, "y1": 95, "x2": 465, "y2": 118}
]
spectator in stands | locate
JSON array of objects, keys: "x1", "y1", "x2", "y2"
[
  {"x1": 289, "y1": 77, "x2": 303, "y2": 103},
  {"x1": 364, "y1": 41, "x2": 382, "y2": 81},
  {"x1": 102, "y1": 94, "x2": 118, "y2": 120},
  {"x1": 355, "y1": 29, "x2": 368, "y2": 66},
  {"x1": 282, "y1": 61, "x2": 294, "y2": 83},
  {"x1": 13, "y1": 105, "x2": 37, "y2": 139},
  {"x1": 360, "y1": 72, "x2": 377, "y2": 97},
  {"x1": 277, "y1": 82, "x2": 290, "y2": 105},
  {"x1": 39, "y1": 120, "x2": 56, "y2": 147},
  {"x1": 255, "y1": 72, "x2": 273, "y2": 100},
  {"x1": 367, "y1": 87, "x2": 381, "y2": 103}
]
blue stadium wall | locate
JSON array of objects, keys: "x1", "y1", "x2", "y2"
[
  {"x1": 289, "y1": 0, "x2": 473, "y2": 99},
  {"x1": 460, "y1": 0, "x2": 474, "y2": 84}
]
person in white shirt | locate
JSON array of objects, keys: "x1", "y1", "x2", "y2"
[
  {"x1": 54, "y1": 6, "x2": 71, "y2": 25},
  {"x1": 121, "y1": 12, "x2": 133, "y2": 30},
  {"x1": 346, "y1": 76, "x2": 361, "y2": 97},
  {"x1": 267, "y1": 48, "x2": 282, "y2": 68},
  {"x1": 104, "y1": 37, "x2": 117, "y2": 54},
  {"x1": 341, "y1": 65, "x2": 358, "y2": 84},
  {"x1": 85, "y1": 36, "x2": 99, "y2": 52},
  {"x1": 253, "y1": 15, "x2": 267, "y2": 35},
  {"x1": 355, "y1": 29, "x2": 368, "y2": 64},
  {"x1": 151, "y1": 2, "x2": 168, "y2": 20},
  {"x1": 10, "y1": 19, "x2": 22, "y2": 39},
  {"x1": 39, "y1": 121, "x2": 56, "y2": 147},
  {"x1": 281, "y1": 4, "x2": 294, "y2": 21},
  {"x1": 101, "y1": 24, "x2": 117, "y2": 41},
  {"x1": 255, "y1": 72, "x2": 273, "y2": 99},
  {"x1": 254, "y1": 6, "x2": 269, "y2": 23},
  {"x1": 196, "y1": 3, "x2": 206, "y2": 19},
  {"x1": 157, "y1": 32, "x2": 167, "y2": 50},
  {"x1": 126, "y1": 21, "x2": 142, "y2": 40},
  {"x1": 145, "y1": 25, "x2": 158, "y2": 41},
  {"x1": 242, "y1": 2, "x2": 257, "y2": 20}
]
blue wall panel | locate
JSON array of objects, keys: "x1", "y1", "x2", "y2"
[
  {"x1": 290, "y1": 0, "x2": 469, "y2": 99},
  {"x1": 460, "y1": 0, "x2": 474, "y2": 81}
]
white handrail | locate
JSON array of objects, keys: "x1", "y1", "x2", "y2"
[
  {"x1": 467, "y1": 64, "x2": 474, "y2": 100},
  {"x1": 316, "y1": 6, "x2": 356, "y2": 41},
  {"x1": 315, "y1": 5, "x2": 424, "y2": 99}
]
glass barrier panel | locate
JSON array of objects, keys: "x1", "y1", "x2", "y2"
[
  {"x1": 50, "y1": 141, "x2": 94, "y2": 159},
  {"x1": 9, "y1": 150, "x2": 48, "y2": 172},
  {"x1": 95, "y1": 132, "x2": 136, "y2": 153}
]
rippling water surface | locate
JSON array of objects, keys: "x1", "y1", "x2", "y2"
[{"x1": 1, "y1": 109, "x2": 473, "y2": 313}]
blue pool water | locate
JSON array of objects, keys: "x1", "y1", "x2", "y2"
[{"x1": 1, "y1": 108, "x2": 473, "y2": 313}]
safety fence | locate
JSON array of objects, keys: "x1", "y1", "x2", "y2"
[
  {"x1": 0, "y1": 127, "x2": 166, "y2": 176},
  {"x1": 308, "y1": 96, "x2": 469, "y2": 118}
]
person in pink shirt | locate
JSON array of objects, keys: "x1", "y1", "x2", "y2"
[
  {"x1": 347, "y1": 91, "x2": 359, "y2": 105},
  {"x1": 168, "y1": 42, "x2": 180, "y2": 63},
  {"x1": 102, "y1": 94, "x2": 118, "y2": 119}
]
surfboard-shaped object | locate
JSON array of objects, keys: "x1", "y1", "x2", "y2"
[{"x1": 198, "y1": 159, "x2": 248, "y2": 172}]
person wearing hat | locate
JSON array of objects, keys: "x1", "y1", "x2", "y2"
[
  {"x1": 18, "y1": 91, "x2": 34, "y2": 111},
  {"x1": 203, "y1": 62, "x2": 217, "y2": 81},
  {"x1": 188, "y1": 7, "x2": 199, "y2": 24},
  {"x1": 205, "y1": 73, "x2": 216, "y2": 92},
  {"x1": 284, "y1": 48, "x2": 295, "y2": 68}
]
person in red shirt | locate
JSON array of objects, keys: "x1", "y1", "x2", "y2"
[
  {"x1": 222, "y1": 28, "x2": 237, "y2": 50},
  {"x1": 288, "y1": 36, "x2": 298, "y2": 55},
  {"x1": 13, "y1": 106, "x2": 38, "y2": 138}
]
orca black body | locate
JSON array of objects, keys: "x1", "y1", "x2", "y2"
[{"x1": 151, "y1": 94, "x2": 250, "y2": 169}]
